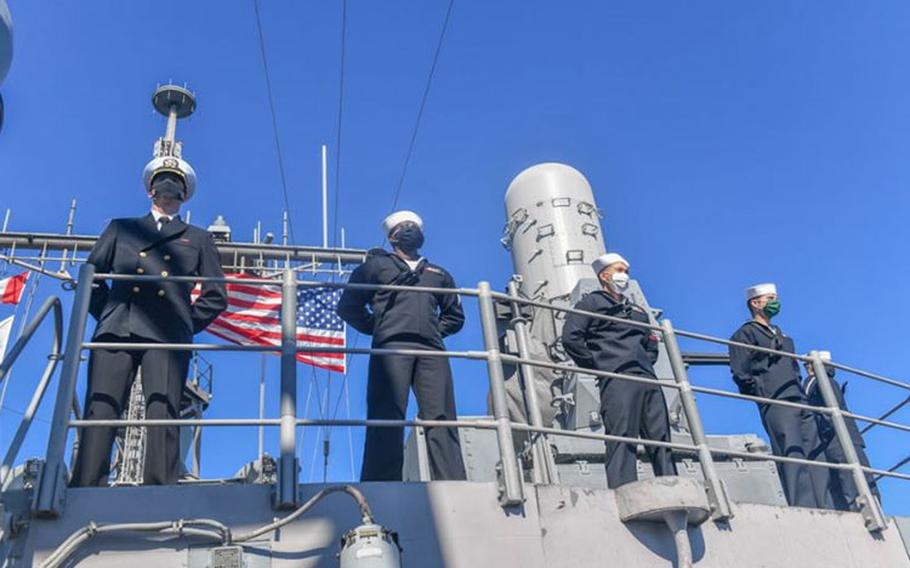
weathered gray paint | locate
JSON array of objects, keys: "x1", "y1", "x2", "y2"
[{"x1": 10, "y1": 482, "x2": 910, "y2": 567}]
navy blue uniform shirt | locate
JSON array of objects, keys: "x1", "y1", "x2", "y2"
[
  {"x1": 337, "y1": 248, "x2": 465, "y2": 349},
  {"x1": 729, "y1": 321, "x2": 804, "y2": 400},
  {"x1": 561, "y1": 290, "x2": 660, "y2": 377}
]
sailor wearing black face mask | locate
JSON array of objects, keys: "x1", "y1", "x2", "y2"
[
  {"x1": 71, "y1": 163, "x2": 227, "y2": 488},
  {"x1": 561, "y1": 253, "x2": 677, "y2": 489},
  {"x1": 729, "y1": 283, "x2": 828, "y2": 508},
  {"x1": 337, "y1": 210, "x2": 467, "y2": 481}
]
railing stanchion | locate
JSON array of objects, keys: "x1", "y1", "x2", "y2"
[
  {"x1": 477, "y1": 281, "x2": 524, "y2": 506},
  {"x1": 809, "y1": 351, "x2": 886, "y2": 531},
  {"x1": 506, "y1": 277, "x2": 557, "y2": 485},
  {"x1": 275, "y1": 268, "x2": 299, "y2": 509},
  {"x1": 35, "y1": 263, "x2": 95, "y2": 517},
  {"x1": 661, "y1": 319, "x2": 733, "y2": 520}
]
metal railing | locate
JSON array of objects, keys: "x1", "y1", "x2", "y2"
[
  {"x1": 28, "y1": 263, "x2": 910, "y2": 533},
  {"x1": 0, "y1": 296, "x2": 64, "y2": 488}
]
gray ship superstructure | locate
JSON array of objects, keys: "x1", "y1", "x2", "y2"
[{"x1": 0, "y1": 82, "x2": 908, "y2": 567}]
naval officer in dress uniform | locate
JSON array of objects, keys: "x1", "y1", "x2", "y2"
[
  {"x1": 561, "y1": 253, "x2": 677, "y2": 488},
  {"x1": 337, "y1": 211, "x2": 467, "y2": 481},
  {"x1": 729, "y1": 283, "x2": 828, "y2": 508},
  {"x1": 70, "y1": 156, "x2": 227, "y2": 487}
]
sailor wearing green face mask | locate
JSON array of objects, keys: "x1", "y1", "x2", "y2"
[{"x1": 728, "y1": 283, "x2": 829, "y2": 509}]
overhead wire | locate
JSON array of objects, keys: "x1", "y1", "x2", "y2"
[
  {"x1": 317, "y1": 0, "x2": 459, "y2": 480},
  {"x1": 331, "y1": 0, "x2": 348, "y2": 249},
  {"x1": 324, "y1": 0, "x2": 354, "y2": 481},
  {"x1": 252, "y1": 0, "x2": 296, "y2": 243},
  {"x1": 389, "y1": 0, "x2": 456, "y2": 210}
]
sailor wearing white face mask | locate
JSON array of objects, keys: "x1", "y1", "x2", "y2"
[{"x1": 561, "y1": 253, "x2": 677, "y2": 488}]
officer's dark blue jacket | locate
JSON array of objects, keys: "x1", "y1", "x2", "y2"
[
  {"x1": 729, "y1": 321, "x2": 804, "y2": 400},
  {"x1": 87, "y1": 213, "x2": 227, "y2": 343},
  {"x1": 337, "y1": 248, "x2": 465, "y2": 349},
  {"x1": 561, "y1": 290, "x2": 660, "y2": 377}
]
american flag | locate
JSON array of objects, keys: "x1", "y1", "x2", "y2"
[{"x1": 192, "y1": 274, "x2": 346, "y2": 372}]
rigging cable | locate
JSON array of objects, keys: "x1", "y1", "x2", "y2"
[
  {"x1": 389, "y1": 0, "x2": 456, "y2": 210},
  {"x1": 252, "y1": 0, "x2": 296, "y2": 243},
  {"x1": 331, "y1": 0, "x2": 348, "y2": 248},
  {"x1": 324, "y1": 0, "x2": 353, "y2": 480}
]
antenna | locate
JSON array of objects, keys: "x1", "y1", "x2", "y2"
[{"x1": 152, "y1": 84, "x2": 196, "y2": 150}]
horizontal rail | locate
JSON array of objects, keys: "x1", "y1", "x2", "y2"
[
  {"x1": 489, "y1": 290, "x2": 662, "y2": 332},
  {"x1": 78, "y1": 343, "x2": 910, "y2": 436},
  {"x1": 842, "y1": 410, "x2": 910, "y2": 435},
  {"x1": 92, "y1": 273, "x2": 478, "y2": 297},
  {"x1": 0, "y1": 231, "x2": 369, "y2": 264},
  {"x1": 68, "y1": 418, "x2": 498, "y2": 429},
  {"x1": 864, "y1": 465, "x2": 910, "y2": 482},
  {"x1": 492, "y1": 291, "x2": 910, "y2": 396},
  {"x1": 828, "y1": 361, "x2": 910, "y2": 394},
  {"x1": 81, "y1": 271, "x2": 910, "y2": 393},
  {"x1": 505, "y1": 353, "x2": 910, "y2": 433},
  {"x1": 499, "y1": 353, "x2": 683, "y2": 391},
  {"x1": 81, "y1": 342, "x2": 490, "y2": 360},
  {"x1": 68, "y1": 416, "x2": 910, "y2": 481},
  {"x1": 861, "y1": 394, "x2": 910, "y2": 434}
]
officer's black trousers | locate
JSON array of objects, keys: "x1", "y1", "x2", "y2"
[
  {"x1": 361, "y1": 341, "x2": 466, "y2": 482},
  {"x1": 599, "y1": 375, "x2": 677, "y2": 489},
  {"x1": 758, "y1": 401, "x2": 828, "y2": 508},
  {"x1": 70, "y1": 335, "x2": 190, "y2": 487}
]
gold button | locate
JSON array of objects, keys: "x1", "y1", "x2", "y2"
[
  {"x1": 161, "y1": 270, "x2": 169, "y2": 278},
  {"x1": 139, "y1": 251, "x2": 147, "y2": 258},
  {"x1": 163, "y1": 254, "x2": 171, "y2": 261},
  {"x1": 136, "y1": 267, "x2": 145, "y2": 274},
  {"x1": 158, "y1": 289, "x2": 166, "y2": 297},
  {"x1": 132, "y1": 286, "x2": 140, "y2": 293}
]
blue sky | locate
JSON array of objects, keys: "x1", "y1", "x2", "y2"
[{"x1": 1, "y1": 1, "x2": 909, "y2": 514}]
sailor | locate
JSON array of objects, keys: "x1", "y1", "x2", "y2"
[
  {"x1": 70, "y1": 156, "x2": 227, "y2": 487},
  {"x1": 803, "y1": 351, "x2": 880, "y2": 510},
  {"x1": 561, "y1": 253, "x2": 677, "y2": 488},
  {"x1": 337, "y1": 211, "x2": 467, "y2": 481},
  {"x1": 729, "y1": 283, "x2": 827, "y2": 508}
]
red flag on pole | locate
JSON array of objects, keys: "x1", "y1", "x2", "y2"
[{"x1": 0, "y1": 272, "x2": 29, "y2": 305}]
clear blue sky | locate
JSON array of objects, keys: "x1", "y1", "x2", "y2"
[{"x1": 1, "y1": 1, "x2": 909, "y2": 514}]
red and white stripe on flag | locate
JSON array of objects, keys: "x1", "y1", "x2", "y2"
[
  {"x1": 0, "y1": 272, "x2": 29, "y2": 305},
  {"x1": 191, "y1": 274, "x2": 346, "y2": 373}
]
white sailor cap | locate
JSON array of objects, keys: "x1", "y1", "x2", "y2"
[
  {"x1": 803, "y1": 350, "x2": 832, "y2": 367},
  {"x1": 592, "y1": 252, "x2": 629, "y2": 276},
  {"x1": 745, "y1": 283, "x2": 777, "y2": 301},
  {"x1": 382, "y1": 210, "x2": 424, "y2": 235}
]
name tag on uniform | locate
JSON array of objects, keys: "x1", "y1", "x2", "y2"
[{"x1": 425, "y1": 266, "x2": 443, "y2": 275}]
